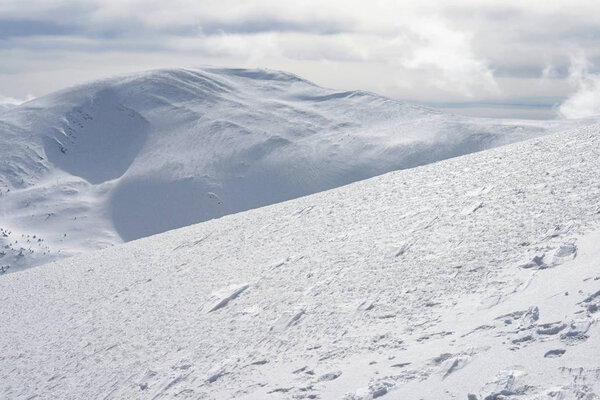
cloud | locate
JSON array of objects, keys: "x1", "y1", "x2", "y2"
[
  {"x1": 0, "y1": 0, "x2": 600, "y2": 109},
  {"x1": 559, "y1": 52, "x2": 600, "y2": 118},
  {"x1": 0, "y1": 19, "x2": 75, "y2": 39},
  {"x1": 163, "y1": 18, "x2": 498, "y2": 97},
  {"x1": 541, "y1": 65, "x2": 560, "y2": 80},
  {"x1": 397, "y1": 17, "x2": 498, "y2": 97}
]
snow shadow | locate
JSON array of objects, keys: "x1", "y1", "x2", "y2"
[
  {"x1": 43, "y1": 89, "x2": 149, "y2": 184},
  {"x1": 110, "y1": 178, "x2": 228, "y2": 242}
]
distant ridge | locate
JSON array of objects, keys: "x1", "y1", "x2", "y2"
[{"x1": 0, "y1": 67, "x2": 586, "y2": 272}]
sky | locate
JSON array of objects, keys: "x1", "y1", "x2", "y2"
[{"x1": 1, "y1": 0, "x2": 600, "y2": 119}]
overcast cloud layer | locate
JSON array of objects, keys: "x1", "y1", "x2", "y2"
[{"x1": 1, "y1": 0, "x2": 600, "y2": 118}]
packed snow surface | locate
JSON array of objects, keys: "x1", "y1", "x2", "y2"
[
  {"x1": 0, "y1": 67, "x2": 588, "y2": 272},
  {"x1": 2, "y1": 122, "x2": 600, "y2": 399}
]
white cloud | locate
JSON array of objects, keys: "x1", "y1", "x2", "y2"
[
  {"x1": 166, "y1": 18, "x2": 498, "y2": 98},
  {"x1": 397, "y1": 17, "x2": 498, "y2": 97},
  {"x1": 559, "y1": 52, "x2": 600, "y2": 119}
]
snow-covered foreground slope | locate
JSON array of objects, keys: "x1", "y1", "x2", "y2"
[
  {"x1": 0, "y1": 67, "x2": 586, "y2": 272},
  {"x1": 2, "y1": 123, "x2": 600, "y2": 399}
]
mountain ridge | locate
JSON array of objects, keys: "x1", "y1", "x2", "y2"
[{"x1": 0, "y1": 67, "x2": 590, "y2": 272}]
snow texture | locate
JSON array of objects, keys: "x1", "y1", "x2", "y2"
[{"x1": 2, "y1": 121, "x2": 600, "y2": 399}]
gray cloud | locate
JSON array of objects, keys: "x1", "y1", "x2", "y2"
[
  {"x1": 1, "y1": 0, "x2": 600, "y2": 117},
  {"x1": 0, "y1": 19, "x2": 75, "y2": 38},
  {"x1": 196, "y1": 18, "x2": 351, "y2": 35}
]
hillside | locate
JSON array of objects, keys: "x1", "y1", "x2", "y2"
[
  {"x1": 1, "y1": 122, "x2": 599, "y2": 399},
  {"x1": 0, "y1": 67, "x2": 584, "y2": 272}
]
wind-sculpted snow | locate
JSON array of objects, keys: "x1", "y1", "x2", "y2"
[
  {"x1": 42, "y1": 88, "x2": 149, "y2": 184},
  {"x1": 1, "y1": 67, "x2": 592, "y2": 271},
  {"x1": 1, "y1": 124, "x2": 600, "y2": 399}
]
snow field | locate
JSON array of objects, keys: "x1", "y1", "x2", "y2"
[{"x1": 1, "y1": 122, "x2": 600, "y2": 399}]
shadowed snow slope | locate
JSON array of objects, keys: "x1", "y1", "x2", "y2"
[
  {"x1": 0, "y1": 67, "x2": 592, "y2": 272},
  {"x1": 1, "y1": 123, "x2": 600, "y2": 399}
]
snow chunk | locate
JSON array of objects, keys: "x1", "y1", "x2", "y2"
[
  {"x1": 466, "y1": 186, "x2": 493, "y2": 197},
  {"x1": 270, "y1": 307, "x2": 306, "y2": 332},
  {"x1": 441, "y1": 355, "x2": 471, "y2": 379},
  {"x1": 204, "y1": 283, "x2": 249, "y2": 313},
  {"x1": 520, "y1": 254, "x2": 547, "y2": 270},
  {"x1": 551, "y1": 243, "x2": 577, "y2": 263},
  {"x1": 544, "y1": 349, "x2": 566, "y2": 358},
  {"x1": 318, "y1": 370, "x2": 342, "y2": 381},
  {"x1": 520, "y1": 243, "x2": 577, "y2": 270},
  {"x1": 461, "y1": 201, "x2": 484, "y2": 216},
  {"x1": 543, "y1": 224, "x2": 571, "y2": 240},
  {"x1": 392, "y1": 240, "x2": 413, "y2": 257}
]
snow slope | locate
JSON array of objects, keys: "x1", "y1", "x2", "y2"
[
  {"x1": 0, "y1": 104, "x2": 15, "y2": 114},
  {"x1": 0, "y1": 67, "x2": 586, "y2": 272},
  {"x1": 2, "y1": 122, "x2": 600, "y2": 399}
]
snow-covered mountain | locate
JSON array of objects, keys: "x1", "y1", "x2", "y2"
[
  {"x1": 2, "y1": 121, "x2": 599, "y2": 399},
  {"x1": 0, "y1": 67, "x2": 588, "y2": 273},
  {"x1": 0, "y1": 104, "x2": 16, "y2": 114}
]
